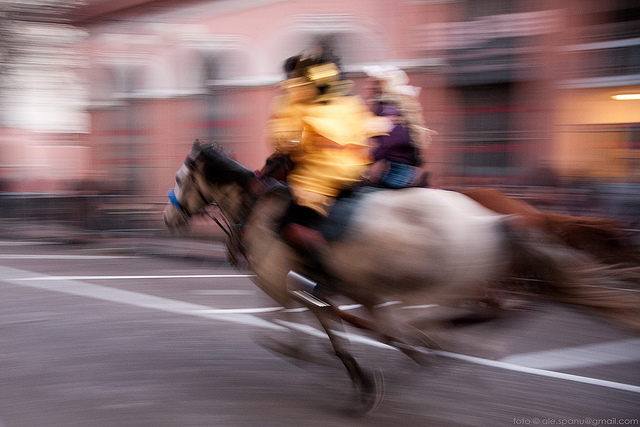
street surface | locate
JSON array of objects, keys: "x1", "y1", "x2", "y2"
[{"x1": 0, "y1": 237, "x2": 638, "y2": 426}]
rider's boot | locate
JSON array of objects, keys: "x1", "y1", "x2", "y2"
[{"x1": 281, "y1": 223, "x2": 335, "y2": 305}]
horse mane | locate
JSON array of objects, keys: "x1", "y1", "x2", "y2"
[{"x1": 196, "y1": 141, "x2": 256, "y2": 187}]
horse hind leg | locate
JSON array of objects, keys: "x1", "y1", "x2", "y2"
[{"x1": 346, "y1": 304, "x2": 440, "y2": 365}]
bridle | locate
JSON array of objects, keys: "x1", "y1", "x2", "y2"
[
  {"x1": 167, "y1": 188, "x2": 186, "y2": 212},
  {"x1": 167, "y1": 157, "x2": 212, "y2": 218}
]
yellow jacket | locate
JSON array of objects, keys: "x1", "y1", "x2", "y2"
[{"x1": 268, "y1": 91, "x2": 389, "y2": 215}]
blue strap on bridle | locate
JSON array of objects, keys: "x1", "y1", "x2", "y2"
[{"x1": 167, "y1": 188, "x2": 185, "y2": 211}]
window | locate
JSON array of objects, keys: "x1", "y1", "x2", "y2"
[{"x1": 458, "y1": 83, "x2": 515, "y2": 176}]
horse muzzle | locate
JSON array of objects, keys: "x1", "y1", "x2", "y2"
[
  {"x1": 163, "y1": 188, "x2": 189, "y2": 228},
  {"x1": 163, "y1": 204, "x2": 187, "y2": 228}
]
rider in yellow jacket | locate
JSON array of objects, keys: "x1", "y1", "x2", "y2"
[
  {"x1": 267, "y1": 56, "x2": 390, "y2": 301},
  {"x1": 269, "y1": 59, "x2": 389, "y2": 216}
]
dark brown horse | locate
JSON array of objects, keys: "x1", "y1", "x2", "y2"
[{"x1": 166, "y1": 142, "x2": 640, "y2": 413}]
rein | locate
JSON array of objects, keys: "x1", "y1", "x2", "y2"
[
  {"x1": 207, "y1": 208, "x2": 241, "y2": 242},
  {"x1": 211, "y1": 177, "x2": 275, "y2": 266}
]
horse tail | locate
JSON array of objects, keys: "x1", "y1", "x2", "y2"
[
  {"x1": 460, "y1": 188, "x2": 640, "y2": 265},
  {"x1": 501, "y1": 216, "x2": 640, "y2": 332}
]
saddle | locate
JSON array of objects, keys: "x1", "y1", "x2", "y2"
[
  {"x1": 265, "y1": 181, "x2": 391, "y2": 243},
  {"x1": 320, "y1": 186, "x2": 387, "y2": 241}
]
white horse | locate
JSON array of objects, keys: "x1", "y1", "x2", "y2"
[{"x1": 164, "y1": 140, "x2": 640, "y2": 412}]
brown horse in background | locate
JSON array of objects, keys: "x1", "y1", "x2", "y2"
[{"x1": 457, "y1": 187, "x2": 640, "y2": 265}]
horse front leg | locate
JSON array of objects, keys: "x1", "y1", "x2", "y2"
[
  {"x1": 257, "y1": 306, "x2": 340, "y2": 368},
  {"x1": 310, "y1": 305, "x2": 384, "y2": 414}
]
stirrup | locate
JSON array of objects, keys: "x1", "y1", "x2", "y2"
[{"x1": 286, "y1": 271, "x2": 330, "y2": 308}]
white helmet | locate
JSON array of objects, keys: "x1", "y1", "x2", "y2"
[{"x1": 362, "y1": 65, "x2": 420, "y2": 97}]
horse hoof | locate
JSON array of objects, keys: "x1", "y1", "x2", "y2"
[{"x1": 352, "y1": 368, "x2": 384, "y2": 416}]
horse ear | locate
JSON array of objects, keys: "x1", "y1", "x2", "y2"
[{"x1": 186, "y1": 139, "x2": 201, "y2": 166}]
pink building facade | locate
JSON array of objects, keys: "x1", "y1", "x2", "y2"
[
  {"x1": 74, "y1": 0, "x2": 451, "y2": 199},
  {"x1": 5, "y1": 0, "x2": 639, "y2": 198}
]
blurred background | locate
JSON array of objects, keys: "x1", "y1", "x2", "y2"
[{"x1": 0, "y1": 0, "x2": 639, "y2": 233}]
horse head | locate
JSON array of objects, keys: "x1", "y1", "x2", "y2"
[
  {"x1": 164, "y1": 139, "x2": 255, "y2": 226},
  {"x1": 164, "y1": 140, "x2": 208, "y2": 228},
  {"x1": 164, "y1": 139, "x2": 258, "y2": 265}
]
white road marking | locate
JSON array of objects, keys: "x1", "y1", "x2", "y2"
[
  {"x1": 500, "y1": 339, "x2": 640, "y2": 369},
  {"x1": 438, "y1": 350, "x2": 640, "y2": 394},
  {"x1": 283, "y1": 302, "x2": 435, "y2": 313},
  {"x1": 584, "y1": 284, "x2": 640, "y2": 293},
  {"x1": 0, "y1": 255, "x2": 139, "y2": 260},
  {"x1": 276, "y1": 318, "x2": 640, "y2": 393},
  {"x1": 0, "y1": 265, "x2": 284, "y2": 331},
  {"x1": 283, "y1": 307, "x2": 308, "y2": 313},
  {"x1": 0, "y1": 241, "x2": 56, "y2": 246},
  {"x1": 374, "y1": 300, "x2": 401, "y2": 308},
  {"x1": 2, "y1": 264, "x2": 639, "y2": 394},
  {"x1": 401, "y1": 304, "x2": 439, "y2": 310},
  {"x1": 337, "y1": 303, "x2": 363, "y2": 311},
  {"x1": 192, "y1": 289, "x2": 256, "y2": 295},
  {"x1": 199, "y1": 307, "x2": 283, "y2": 314},
  {"x1": 275, "y1": 319, "x2": 394, "y2": 350},
  {"x1": 16, "y1": 274, "x2": 255, "y2": 281}
]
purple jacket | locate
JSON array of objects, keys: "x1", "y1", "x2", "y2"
[{"x1": 371, "y1": 103, "x2": 419, "y2": 166}]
